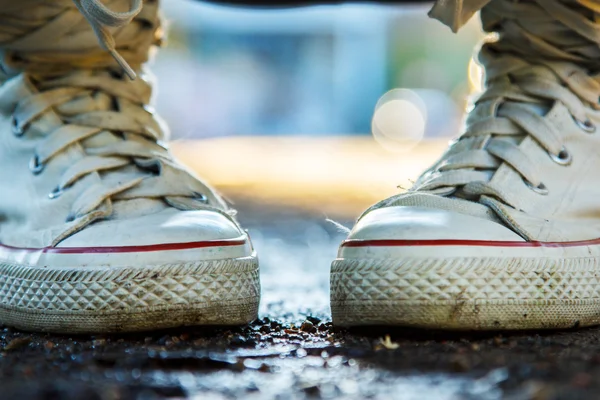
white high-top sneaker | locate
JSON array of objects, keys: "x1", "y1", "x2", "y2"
[
  {"x1": 331, "y1": 0, "x2": 600, "y2": 330},
  {"x1": 0, "y1": 0, "x2": 259, "y2": 333}
]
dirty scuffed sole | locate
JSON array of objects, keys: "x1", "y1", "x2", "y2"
[
  {"x1": 0, "y1": 256, "x2": 260, "y2": 333},
  {"x1": 330, "y1": 257, "x2": 600, "y2": 330}
]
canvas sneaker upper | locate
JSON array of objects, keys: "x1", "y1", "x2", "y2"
[
  {"x1": 352, "y1": 0, "x2": 600, "y2": 243},
  {"x1": 0, "y1": 0, "x2": 245, "y2": 249}
]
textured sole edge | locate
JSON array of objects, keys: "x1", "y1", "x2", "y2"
[
  {"x1": 0, "y1": 256, "x2": 260, "y2": 333},
  {"x1": 330, "y1": 257, "x2": 600, "y2": 330}
]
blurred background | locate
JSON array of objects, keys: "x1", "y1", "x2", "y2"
[{"x1": 155, "y1": 1, "x2": 485, "y2": 218}]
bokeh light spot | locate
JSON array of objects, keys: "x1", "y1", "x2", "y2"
[{"x1": 372, "y1": 89, "x2": 426, "y2": 153}]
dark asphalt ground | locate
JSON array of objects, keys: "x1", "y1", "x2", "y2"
[{"x1": 2, "y1": 203, "x2": 600, "y2": 400}]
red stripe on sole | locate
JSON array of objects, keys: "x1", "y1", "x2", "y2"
[
  {"x1": 341, "y1": 238, "x2": 600, "y2": 248},
  {"x1": 0, "y1": 238, "x2": 247, "y2": 255}
]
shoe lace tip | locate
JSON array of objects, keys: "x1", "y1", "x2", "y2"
[
  {"x1": 325, "y1": 218, "x2": 351, "y2": 235},
  {"x1": 109, "y1": 49, "x2": 137, "y2": 80}
]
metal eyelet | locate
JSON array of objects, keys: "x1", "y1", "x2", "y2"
[
  {"x1": 48, "y1": 186, "x2": 63, "y2": 200},
  {"x1": 11, "y1": 116, "x2": 24, "y2": 137},
  {"x1": 549, "y1": 147, "x2": 572, "y2": 166},
  {"x1": 29, "y1": 155, "x2": 44, "y2": 175},
  {"x1": 574, "y1": 117, "x2": 596, "y2": 133},
  {"x1": 193, "y1": 192, "x2": 208, "y2": 203},
  {"x1": 524, "y1": 179, "x2": 549, "y2": 195}
]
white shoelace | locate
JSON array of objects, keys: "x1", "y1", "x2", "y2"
[
  {"x1": 73, "y1": 0, "x2": 143, "y2": 80},
  {"x1": 405, "y1": 0, "x2": 600, "y2": 212}
]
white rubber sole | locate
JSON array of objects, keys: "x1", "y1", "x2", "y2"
[
  {"x1": 331, "y1": 240, "x2": 600, "y2": 330},
  {"x1": 0, "y1": 255, "x2": 260, "y2": 333}
]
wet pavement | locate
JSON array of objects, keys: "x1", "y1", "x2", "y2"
[{"x1": 2, "y1": 203, "x2": 600, "y2": 400}]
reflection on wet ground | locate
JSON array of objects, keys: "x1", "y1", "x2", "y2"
[{"x1": 2, "y1": 204, "x2": 600, "y2": 399}]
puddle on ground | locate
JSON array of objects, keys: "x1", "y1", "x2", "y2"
[{"x1": 144, "y1": 362, "x2": 507, "y2": 399}]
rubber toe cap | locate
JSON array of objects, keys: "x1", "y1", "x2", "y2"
[
  {"x1": 347, "y1": 206, "x2": 525, "y2": 242},
  {"x1": 57, "y1": 208, "x2": 245, "y2": 248}
]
